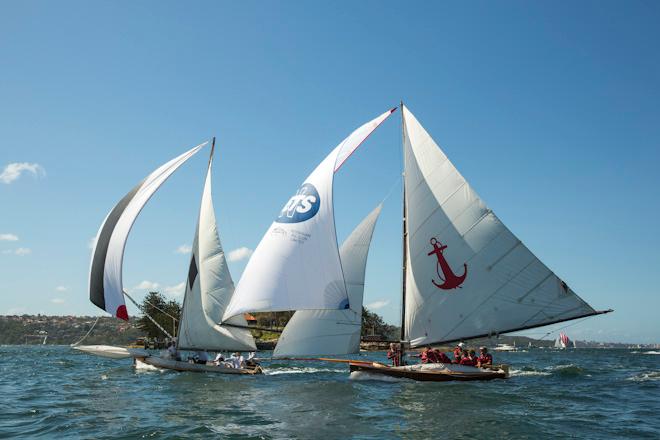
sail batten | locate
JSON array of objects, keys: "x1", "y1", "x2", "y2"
[{"x1": 401, "y1": 105, "x2": 604, "y2": 347}]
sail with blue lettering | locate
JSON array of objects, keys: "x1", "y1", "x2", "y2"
[
  {"x1": 223, "y1": 109, "x2": 395, "y2": 320},
  {"x1": 273, "y1": 204, "x2": 382, "y2": 357}
]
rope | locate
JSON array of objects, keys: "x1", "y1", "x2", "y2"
[
  {"x1": 142, "y1": 298, "x2": 179, "y2": 322},
  {"x1": 532, "y1": 316, "x2": 593, "y2": 341},
  {"x1": 70, "y1": 316, "x2": 100, "y2": 346},
  {"x1": 123, "y1": 290, "x2": 174, "y2": 339}
]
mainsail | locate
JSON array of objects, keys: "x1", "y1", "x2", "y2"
[
  {"x1": 89, "y1": 143, "x2": 207, "y2": 320},
  {"x1": 401, "y1": 105, "x2": 607, "y2": 347},
  {"x1": 177, "y1": 144, "x2": 256, "y2": 352},
  {"x1": 273, "y1": 204, "x2": 382, "y2": 357},
  {"x1": 223, "y1": 109, "x2": 395, "y2": 320}
]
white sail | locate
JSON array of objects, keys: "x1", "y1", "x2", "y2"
[
  {"x1": 89, "y1": 143, "x2": 207, "y2": 320},
  {"x1": 223, "y1": 109, "x2": 395, "y2": 320},
  {"x1": 177, "y1": 150, "x2": 256, "y2": 352},
  {"x1": 273, "y1": 204, "x2": 382, "y2": 357},
  {"x1": 402, "y1": 105, "x2": 597, "y2": 347}
]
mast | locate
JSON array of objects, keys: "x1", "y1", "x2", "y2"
[{"x1": 399, "y1": 101, "x2": 407, "y2": 362}]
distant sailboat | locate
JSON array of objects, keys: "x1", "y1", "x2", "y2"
[
  {"x1": 349, "y1": 104, "x2": 612, "y2": 381},
  {"x1": 555, "y1": 332, "x2": 574, "y2": 349},
  {"x1": 78, "y1": 140, "x2": 260, "y2": 374}
]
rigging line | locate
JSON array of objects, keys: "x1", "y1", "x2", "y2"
[
  {"x1": 123, "y1": 290, "x2": 174, "y2": 339},
  {"x1": 141, "y1": 298, "x2": 179, "y2": 322},
  {"x1": 70, "y1": 316, "x2": 100, "y2": 347},
  {"x1": 381, "y1": 175, "x2": 402, "y2": 205},
  {"x1": 536, "y1": 316, "x2": 594, "y2": 341}
]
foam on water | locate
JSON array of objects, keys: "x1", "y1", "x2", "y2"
[
  {"x1": 509, "y1": 368, "x2": 551, "y2": 377},
  {"x1": 627, "y1": 371, "x2": 660, "y2": 382},
  {"x1": 134, "y1": 359, "x2": 165, "y2": 372},
  {"x1": 264, "y1": 367, "x2": 345, "y2": 375}
]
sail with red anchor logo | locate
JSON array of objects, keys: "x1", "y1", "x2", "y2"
[{"x1": 401, "y1": 105, "x2": 609, "y2": 347}]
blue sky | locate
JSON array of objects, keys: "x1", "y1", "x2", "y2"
[{"x1": 1, "y1": 1, "x2": 658, "y2": 343}]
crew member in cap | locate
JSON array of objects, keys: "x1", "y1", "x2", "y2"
[{"x1": 453, "y1": 342, "x2": 466, "y2": 363}]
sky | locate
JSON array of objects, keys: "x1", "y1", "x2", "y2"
[{"x1": 1, "y1": 1, "x2": 659, "y2": 344}]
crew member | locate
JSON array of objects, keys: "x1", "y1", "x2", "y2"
[
  {"x1": 453, "y1": 342, "x2": 466, "y2": 363},
  {"x1": 460, "y1": 349, "x2": 478, "y2": 366},
  {"x1": 433, "y1": 348, "x2": 452, "y2": 364},
  {"x1": 387, "y1": 343, "x2": 401, "y2": 367},
  {"x1": 194, "y1": 350, "x2": 210, "y2": 364},
  {"x1": 477, "y1": 346, "x2": 493, "y2": 367}
]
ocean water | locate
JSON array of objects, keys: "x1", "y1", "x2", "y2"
[{"x1": 0, "y1": 346, "x2": 658, "y2": 439}]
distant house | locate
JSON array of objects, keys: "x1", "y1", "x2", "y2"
[{"x1": 243, "y1": 313, "x2": 257, "y2": 326}]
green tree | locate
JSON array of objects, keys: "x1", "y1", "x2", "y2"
[
  {"x1": 137, "y1": 291, "x2": 181, "y2": 339},
  {"x1": 361, "y1": 306, "x2": 399, "y2": 340}
]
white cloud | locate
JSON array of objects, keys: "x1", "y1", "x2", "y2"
[
  {"x1": 3, "y1": 247, "x2": 31, "y2": 256},
  {"x1": 227, "y1": 247, "x2": 253, "y2": 262},
  {"x1": 366, "y1": 300, "x2": 390, "y2": 310},
  {"x1": 0, "y1": 234, "x2": 18, "y2": 241},
  {"x1": 51, "y1": 298, "x2": 65, "y2": 304},
  {"x1": 55, "y1": 286, "x2": 68, "y2": 292},
  {"x1": 164, "y1": 282, "x2": 186, "y2": 297},
  {"x1": 134, "y1": 280, "x2": 160, "y2": 290},
  {"x1": 0, "y1": 162, "x2": 45, "y2": 184},
  {"x1": 175, "y1": 244, "x2": 192, "y2": 254},
  {"x1": 7, "y1": 307, "x2": 26, "y2": 315}
]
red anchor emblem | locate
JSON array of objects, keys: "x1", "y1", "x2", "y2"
[{"x1": 427, "y1": 237, "x2": 467, "y2": 290}]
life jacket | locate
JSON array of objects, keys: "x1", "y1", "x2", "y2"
[
  {"x1": 453, "y1": 347, "x2": 462, "y2": 361},
  {"x1": 478, "y1": 353, "x2": 493, "y2": 365},
  {"x1": 436, "y1": 351, "x2": 452, "y2": 363},
  {"x1": 460, "y1": 357, "x2": 477, "y2": 367},
  {"x1": 387, "y1": 350, "x2": 401, "y2": 366}
]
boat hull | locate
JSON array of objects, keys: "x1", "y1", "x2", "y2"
[
  {"x1": 135, "y1": 356, "x2": 262, "y2": 375},
  {"x1": 349, "y1": 361, "x2": 508, "y2": 382}
]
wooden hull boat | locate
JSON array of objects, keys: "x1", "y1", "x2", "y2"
[
  {"x1": 134, "y1": 356, "x2": 262, "y2": 375},
  {"x1": 348, "y1": 361, "x2": 508, "y2": 382}
]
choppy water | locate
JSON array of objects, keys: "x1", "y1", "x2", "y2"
[{"x1": 0, "y1": 346, "x2": 658, "y2": 439}]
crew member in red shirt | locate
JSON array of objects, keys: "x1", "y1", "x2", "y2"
[
  {"x1": 460, "y1": 349, "x2": 478, "y2": 367},
  {"x1": 434, "y1": 348, "x2": 452, "y2": 364},
  {"x1": 453, "y1": 342, "x2": 465, "y2": 363},
  {"x1": 421, "y1": 346, "x2": 440, "y2": 363},
  {"x1": 477, "y1": 346, "x2": 493, "y2": 367},
  {"x1": 387, "y1": 343, "x2": 401, "y2": 367}
]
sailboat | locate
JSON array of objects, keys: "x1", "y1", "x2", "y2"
[
  {"x1": 77, "y1": 140, "x2": 261, "y2": 375},
  {"x1": 348, "y1": 103, "x2": 612, "y2": 381},
  {"x1": 555, "y1": 332, "x2": 573, "y2": 349}
]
